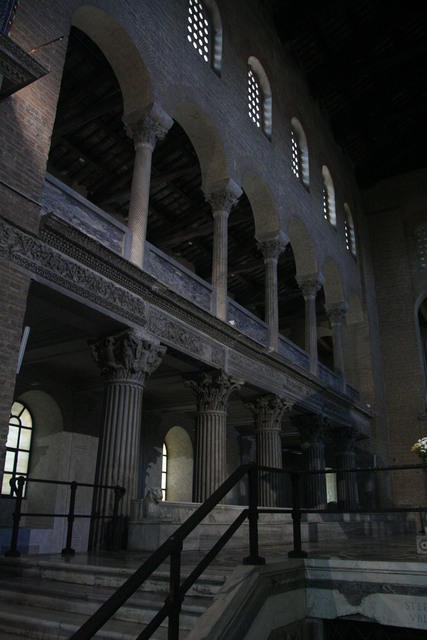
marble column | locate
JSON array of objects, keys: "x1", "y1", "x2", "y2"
[
  {"x1": 248, "y1": 395, "x2": 290, "y2": 507},
  {"x1": 91, "y1": 330, "x2": 166, "y2": 519},
  {"x1": 334, "y1": 427, "x2": 359, "y2": 510},
  {"x1": 293, "y1": 414, "x2": 327, "y2": 507},
  {"x1": 298, "y1": 277, "x2": 322, "y2": 375},
  {"x1": 327, "y1": 304, "x2": 348, "y2": 388},
  {"x1": 186, "y1": 370, "x2": 241, "y2": 501},
  {"x1": 206, "y1": 180, "x2": 242, "y2": 320},
  {"x1": 124, "y1": 104, "x2": 173, "y2": 268},
  {"x1": 257, "y1": 238, "x2": 288, "y2": 351}
]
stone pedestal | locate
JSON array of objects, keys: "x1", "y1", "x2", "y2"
[
  {"x1": 207, "y1": 180, "x2": 242, "y2": 320},
  {"x1": 258, "y1": 238, "x2": 287, "y2": 351},
  {"x1": 186, "y1": 371, "x2": 241, "y2": 501},
  {"x1": 124, "y1": 104, "x2": 172, "y2": 268},
  {"x1": 248, "y1": 395, "x2": 289, "y2": 506},
  {"x1": 334, "y1": 427, "x2": 359, "y2": 510},
  {"x1": 91, "y1": 330, "x2": 166, "y2": 544},
  {"x1": 298, "y1": 277, "x2": 322, "y2": 375},
  {"x1": 294, "y1": 414, "x2": 327, "y2": 507}
]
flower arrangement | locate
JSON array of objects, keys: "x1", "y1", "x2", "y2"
[{"x1": 412, "y1": 437, "x2": 427, "y2": 463}]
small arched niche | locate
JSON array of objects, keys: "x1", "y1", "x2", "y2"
[
  {"x1": 290, "y1": 117, "x2": 309, "y2": 187},
  {"x1": 163, "y1": 426, "x2": 193, "y2": 502}
]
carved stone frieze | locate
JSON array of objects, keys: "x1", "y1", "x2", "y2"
[
  {"x1": 186, "y1": 370, "x2": 241, "y2": 413},
  {"x1": 91, "y1": 330, "x2": 165, "y2": 385},
  {"x1": 148, "y1": 308, "x2": 205, "y2": 357},
  {"x1": 0, "y1": 216, "x2": 147, "y2": 325}
]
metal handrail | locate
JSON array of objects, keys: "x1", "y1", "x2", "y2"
[
  {"x1": 71, "y1": 463, "x2": 262, "y2": 640},
  {"x1": 5, "y1": 475, "x2": 125, "y2": 558}
]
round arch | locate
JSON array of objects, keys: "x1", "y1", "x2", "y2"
[
  {"x1": 291, "y1": 116, "x2": 310, "y2": 186},
  {"x1": 286, "y1": 216, "x2": 318, "y2": 280},
  {"x1": 72, "y1": 5, "x2": 153, "y2": 118},
  {"x1": 164, "y1": 426, "x2": 193, "y2": 502},
  {"x1": 322, "y1": 165, "x2": 336, "y2": 226},
  {"x1": 171, "y1": 101, "x2": 230, "y2": 192},
  {"x1": 323, "y1": 257, "x2": 345, "y2": 307},
  {"x1": 248, "y1": 56, "x2": 272, "y2": 136},
  {"x1": 241, "y1": 171, "x2": 279, "y2": 240}
]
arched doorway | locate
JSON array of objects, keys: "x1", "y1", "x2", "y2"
[{"x1": 163, "y1": 426, "x2": 193, "y2": 502}]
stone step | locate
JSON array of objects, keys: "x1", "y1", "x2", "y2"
[
  {"x1": 0, "y1": 556, "x2": 226, "y2": 597},
  {"x1": 0, "y1": 601, "x2": 170, "y2": 640},
  {"x1": 0, "y1": 577, "x2": 210, "y2": 629}
]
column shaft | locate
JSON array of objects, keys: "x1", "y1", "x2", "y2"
[
  {"x1": 336, "y1": 450, "x2": 359, "y2": 510},
  {"x1": 128, "y1": 141, "x2": 153, "y2": 268},
  {"x1": 305, "y1": 293, "x2": 318, "y2": 375},
  {"x1": 194, "y1": 410, "x2": 226, "y2": 501},
  {"x1": 305, "y1": 441, "x2": 327, "y2": 507},
  {"x1": 256, "y1": 428, "x2": 282, "y2": 506},
  {"x1": 212, "y1": 210, "x2": 229, "y2": 320},
  {"x1": 265, "y1": 257, "x2": 279, "y2": 350}
]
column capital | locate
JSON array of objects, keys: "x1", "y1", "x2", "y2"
[
  {"x1": 332, "y1": 426, "x2": 358, "y2": 454},
  {"x1": 206, "y1": 179, "x2": 242, "y2": 216},
  {"x1": 91, "y1": 330, "x2": 166, "y2": 385},
  {"x1": 185, "y1": 370, "x2": 242, "y2": 412},
  {"x1": 124, "y1": 103, "x2": 173, "y2": 149},
  {"x1": 297, "y1": 275, "x2": 323, "y2": 299},
  {"x1": 292, "y1": 413, "x2": 329, "y2": 445},
  {"x1": 326, "y1": 303, "x2": 348, "y2": 326},
  {"x1": 257, "y1": 237, "x2": 288, "y2": 263},
  {"x1": 248, "y1": 394, "x2": 291, "y2": 432}
]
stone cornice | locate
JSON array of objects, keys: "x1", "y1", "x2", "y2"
[{"x1": 1, "y1": 214, "x2": 372, "y2": 430}]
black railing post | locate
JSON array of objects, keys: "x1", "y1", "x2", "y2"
[
  {"x1": 167, "y1": 536, "x2": 183, "y2": 640},
  {"x1": 62, "y1": 481, "x2": 77, "y2": 556},
  {"x1": 243, "y1": 464, "x2": 265, "y2": 565},
  {"x1": 288, "y1": 471, "x2": 307, "y2": 558},
  {"x1": 5, "y1": 475, "x2": 25, "y2": 557}
]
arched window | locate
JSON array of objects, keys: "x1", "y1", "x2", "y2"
[
  {"x1": 2, "y1": 401, "x2": 33, "y2": 496},
  {"x1": 187, "y1": 0, "x2": 222, "y2": 73},
  {"x1": 322, "y1": 165, "x2": 336, "y2": 226},
  {"x1": 248, "y1": 57, "x2": 272, "y2": 137},
  {"x1": 344, "y1": 203, "x2": 357, "y2": 256},
  {"x1": 290, "y1": 117, "x2": 309, "y2": 187},
  {"x1": 161, "y1": 442, "x2": 168, "y2": 501}
]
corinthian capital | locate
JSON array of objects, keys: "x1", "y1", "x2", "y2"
[
  {"x1": 124, "y1": 103, "x2": 173, "y2": 149},
  {"x1": 297, "y1": 275, "x2": 323, "y2": 299},
  {"x1": 257, "y1": 237, "x2": 288, "y2": 263},
  {"x1": 206, "y1": 179, "x2": 242, "y2": 216},
  {"x1": 326, "y1": 303, "x2": 348, "y2": 326},
  {"x1": 292, "y1": 413, "x2": 329, "y2": 445},
  {"x1": 185, "y1": 370, "x2": 241, "y2": 412},
  {"x1": 248, "y1": 394, "x2": 291, "y2": 432},
  {"x1": 91, "y1": 330, "x2": 166, "y2": 385}
]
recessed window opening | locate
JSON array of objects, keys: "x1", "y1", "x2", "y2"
[
  {"x1": 161, "y1": 442, "x2": 168, "y2": 501},
  {"x1": 248, "y1": 57, "x2": 272, "y2": 137},
  {"x1": 344, "y1": 203, "x2": 357, "y2": 256},
  {"x1": 187, "y1": 0, "x2": 211, "y2": 64},
  {"x1": 2, "y1": 401, "x2": 33, "y2": 496},
  {"x1": 291, "y1": 117, "x2": 309, "y2": 187},
  {"x1": 322, "y1": 165, "x2": 336, "y2": 226}
]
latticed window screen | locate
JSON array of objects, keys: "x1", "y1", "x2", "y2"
[
  {"x1": 345, "y1": 218, "x2": 356, "y2": 255},
  {"x1": 323, "y1": 187, "x2": 330, "y2": 222},
  {"x1": 161, "y1": 442, "x2": 168, "y2": 501},
  {"x1": 2, "y1": 401, "x2": 33, "y2": 496},
  {"x1": 187, "y1": 0, "x2": 210, "y2": 64},
  {"x1": 248, "y1": 68, "x2": 262, "y2": 128},
  {"x1": 291, "y1": 128, "x2": 301, "y2": 179},
  {"x1": 416, "y1": 224, "x2": 427, "y2": 269}
]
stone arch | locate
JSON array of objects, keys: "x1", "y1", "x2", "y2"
[
  {"x1": 346, "y1": 290, "x2": 364, "y2": 325},
  {"x1": 286, "y1": 217, "x2": 318, "y2": 280},
  {"x1": 164, "y1": 426, "x2": 193, "y2": 502},
  {"x1": 172, "y1": 101, "x2": 230, "y2": 193},
  {"x1": 72, "y1": 5, "x2": 153, "y2": 118},
  {"x1": 291, "y1": 116, "x2": 310, "y2": 186},
  {"x1": 241, "y1": 171, "x2": 279, "y2": 240},
  {"x1": 248, "y1": 56, "x2": 272, "y2": 136},
  {"x1": 323, "y1": 257, "x2": 345, "y2": 307}
]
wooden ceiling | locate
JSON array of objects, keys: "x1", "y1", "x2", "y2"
[
  {"x1": 263, "y1": 0, "x2": 427, "y2": 187},
  {"x1": 47, "y1": 27, "x2": 308, "y2": 333}
]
